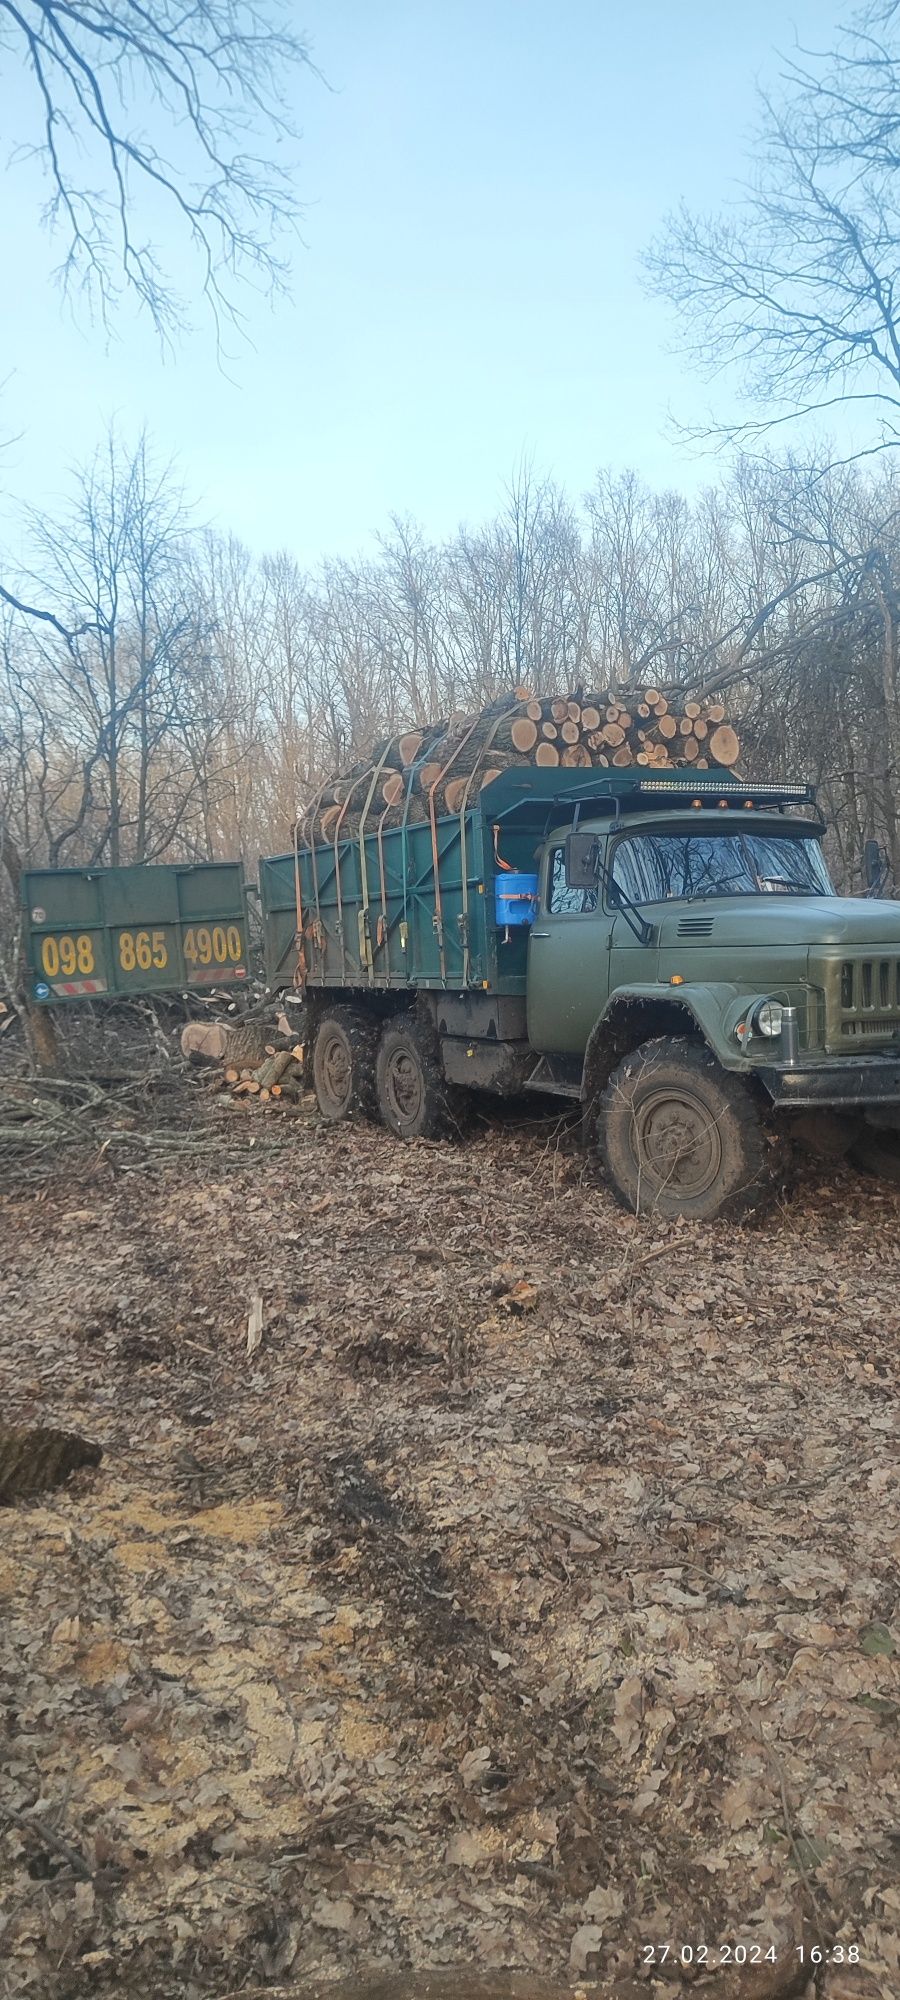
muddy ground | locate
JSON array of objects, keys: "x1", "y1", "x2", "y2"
[{"x1": 0, "y1": 1053, "x2": 898, "y2": 2000}]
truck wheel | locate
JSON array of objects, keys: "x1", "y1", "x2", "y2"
[
  {"x1": 376, "y1": 1018, "x2": 455, "y2": 1140},
  {"x1": 847, "y1": 1128, "x2": 900, "y2": 1185},
  {"x1": 598, "y1": 1036, "x2": 769, "y2": 1220},
  {"x1": 311, "y1": 1007, "x2": 378, "y2": 1122}
]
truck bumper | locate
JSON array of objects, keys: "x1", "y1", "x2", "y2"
[{"x1": 757, "y1": 1055, "x2": 900, "y2": 1108}]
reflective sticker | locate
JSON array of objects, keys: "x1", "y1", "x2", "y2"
[
  {"x1": 34, "y1": 981, "x2": 50, "y2": 1000},
  {"x1": 31, "y1": 906, "x2": 46, "y2": 923}
]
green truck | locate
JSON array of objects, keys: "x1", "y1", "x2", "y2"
[{"x1": 260, "y1": 767, "x2": 900, "y2": 1217}]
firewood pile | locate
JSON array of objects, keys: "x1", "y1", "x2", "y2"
[
  {"x1": 302, "y1": 687, "x2": 740, "y2": 843},
  {"x1": 217, "y1": 1043, "x2": 306, "y2": 1107},
  {"x1": 183, "y1": 1019, "x2": 307, "y2": 1109}
]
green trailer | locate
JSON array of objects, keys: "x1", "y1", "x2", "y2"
[{"x1": 23, "y1": 862, "x2": 251, "y2": 1004}]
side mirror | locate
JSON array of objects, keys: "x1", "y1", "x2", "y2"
[
  {"x1": 565, "y1": 832, "x2": 600, "y2": 889},
  {"x1": 864, "y1": 839, "x2": 885, "y2": 892}
]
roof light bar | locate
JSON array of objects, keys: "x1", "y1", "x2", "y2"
[{"x1": 637, "y1": 777, "x2": 813, "y2": 804}]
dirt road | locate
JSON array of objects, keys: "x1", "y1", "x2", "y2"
[{"x1": 1, "y1": 1081, "x2": 898, "y2": 1998}]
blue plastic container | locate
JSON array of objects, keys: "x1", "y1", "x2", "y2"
[{"x1": 494, "y1": 871, "x2": 538, "y2": 927}]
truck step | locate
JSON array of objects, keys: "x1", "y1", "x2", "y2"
[{"x1": 524, "y1": 1053, "x2": 582, "y2": 1100}]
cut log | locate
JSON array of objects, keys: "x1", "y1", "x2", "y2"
[
  {"x1": 637, "y1": 702, "x2": 651, "y2": 718},
  {"x1": 418, "y1": 760, "x2": 443, "y2": 790},
  {"x1": 684, "y1": 701, "x2": 701, "y2": 720},
  {"x1": 612, "y1": 746, "x2": 633, "y2": 767},
  {"x1": 654, "y1": 695, "x2": 668, "y2": 716},
  {"x1": 510, "y1": 717, "x2": 539, "y2": 753},
  {"x1": 693, "y1": 718, "x2": 708, "y2": 741},
  {"x1": 181, "y1": 1021, "x2": 231, "y2": 1064},
  {"x1": 443, "y1": 777, "x2": 469, "y2": 814},
  {"x1": 708, "y1": 724, "x2": 740, "y2": 768},
  {"x1": 398, "y1": 731, "x2": 424, "y2": 767},
  {"x1": 683, "y1": 736, "x2": 700, "y2": 762},
  {"x1": 477, "y1": 766, "x2": 505, "y2": 792},
  {"x1": 560, "y1": 743, "x2": 591, "y2": 767},
  {"x1": 657, "y1": 713, "x2": 678, "y2": 741},
  {"x1": 605, "y1": 705, "x2": 620, "y2": 722},
  {"x1": 320, "y1": 805, "x2": 341, "y2": 840},
  {"x1": 706, "y1": 701, "x2": 726, "y2": 723},
  {"x1": 550, "y1": 699, "x2": 569, "y2": 724},
  {"x1": 560, "y1": 719, "x2": 580, "y2": 745},
  {"x1": 602, "y1": 723, "x2": 625, "y2": 747},
  {"x1": 642, "y1": 688, "x2": 661, "y2": 706},
  {"x1": 526, "y1": 699, "x2": 544, "y2": 721},
  {"x1": 534, "y1": 741, "x2": 560, "y2": 766},
  {"x1": 566, "y1": 700, "x2": 582, "y2": 724},
  {"x1": 678, "y1": 716, "x2": 693, "y2": 736},
  {"x1": 257, "y1": 1049, "x2": 295, "y2": 1091},
  {"x1": 226, "y1": 1022, "x2": 274, "y2": 1069},
  {"x1": 580, "y1": 705, "x2": 601, "y2": 732},
  {"x1": 382, "y1": 772, "x2": 405, "y2": 807},
  {"x1": 541, "y1": 721, "x2": 558, "y2": 741}
]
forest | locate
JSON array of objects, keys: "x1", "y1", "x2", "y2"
[{"x1": 3, "y1": 431, "x2": 900, "y2": 994}]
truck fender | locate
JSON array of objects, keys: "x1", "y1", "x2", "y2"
[{"x1": 580, "y1": 984, "x2": 725, "y2": 1110}]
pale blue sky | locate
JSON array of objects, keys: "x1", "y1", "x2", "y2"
[{"x1": 2, "y1": 0, "x2": 839, "y2": 563}]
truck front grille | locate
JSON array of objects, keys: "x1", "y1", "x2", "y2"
[{"x1": 839, "y1": 957, "x2": 900, "y2": 1039}]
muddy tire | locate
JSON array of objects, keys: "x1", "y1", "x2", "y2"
[
  {"x1": 598, "y1": 1036, "x2": 770, "y2": 1220},
  {"x1": 375, "y1": 1017, "x2": 456, "y2": 1140},
  {"x1": 311, "y1": 1007, "x2": 379, "y2": 1122},
  {"x1": 847, "y1": 1127, "x2": 900, "y2": 1185}
]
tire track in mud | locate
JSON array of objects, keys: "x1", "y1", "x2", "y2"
[{"x1": 313, "y1": 1444, "x2": 637, "y2": 1904}]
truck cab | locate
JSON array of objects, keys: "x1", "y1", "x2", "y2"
[{"x1": 521, "y1": 779, "x2": 900, "y2": 1213}]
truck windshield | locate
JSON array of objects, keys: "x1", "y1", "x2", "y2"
[{"x1": 611, "y1": 829, "x2": 833, "y2": 904}]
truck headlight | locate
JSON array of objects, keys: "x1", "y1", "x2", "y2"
[{"x1": 753, "y1": 999, "x2": 784, "y2": 1038}]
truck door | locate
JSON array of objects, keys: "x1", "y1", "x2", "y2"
[{"x1": 526, "y1": 837, "x2": 614, "y2": 1054}]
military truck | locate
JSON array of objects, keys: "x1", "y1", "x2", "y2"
[{"x1": 260, "y1": 767, "x2": 900, "y2": 1218}]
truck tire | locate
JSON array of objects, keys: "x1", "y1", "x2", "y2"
[
  {"x1": 375, "y1": 1017, "x2": 456, "y2": 1140},
  {"x1": 598, "y1": 1036, "x2": 769, "y2": 1220},
  {"x1": 311, "y1": 1007, "x2": 378, "y2": 1122},
  {"x1": 847, "y1": 1127, "x2": 900, "y2": 1185}
]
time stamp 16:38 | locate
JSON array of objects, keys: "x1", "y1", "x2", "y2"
[{"x1": 641, "y1": 1943, "x2": 860, "y2": 1968}]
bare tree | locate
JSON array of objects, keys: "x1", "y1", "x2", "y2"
[
  {"x1": 645, "y1": 2, "x2": 900, "y2": 458},
  {"x1": 1, "y1": 0, "x2": 313, "y2": 339}
]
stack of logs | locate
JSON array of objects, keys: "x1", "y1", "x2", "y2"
[
  {"x1": 303, "y1": 688, "x2": 740, "y2": 844},
  {"x1": 219, "y1": 1043, "x2": 305, "y2": 1107}
]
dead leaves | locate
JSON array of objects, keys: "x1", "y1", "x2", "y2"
[{"x1": 4, "y1": 1090, "x2": 900, "y2": 1998}]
